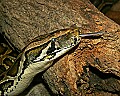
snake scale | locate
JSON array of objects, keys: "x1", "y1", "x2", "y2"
[{"x1": 0, "y1": 26, "x2": 104, "y2": 96}]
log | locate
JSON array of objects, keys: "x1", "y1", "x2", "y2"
[{"x1": 0, "y1": 0, "x2": 120, "y2": 95}]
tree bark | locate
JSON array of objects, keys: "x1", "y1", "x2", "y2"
[{"x1": 0, "y1": 0, "x2": 120, "y2": 96}]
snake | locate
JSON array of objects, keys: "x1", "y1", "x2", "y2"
[{"x1": 0, "y1": 26, "x2": 104, "y2": 96}]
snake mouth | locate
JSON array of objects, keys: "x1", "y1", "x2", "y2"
[{"x1": 33, "y1": 44, "x2": 74, "y2": 62}]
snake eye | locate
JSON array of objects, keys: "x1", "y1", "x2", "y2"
[
  {"x1": 47, "y1": 38, "x2": 56, "y2": 55},
  {"x1": 51, "y1": 38, "x2": 56, "y2": 42},
  {"x1": 73, "y1": 37, "x2": 77, "y2": 45}
]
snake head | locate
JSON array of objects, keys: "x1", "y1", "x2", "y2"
[{"x1": 33, "y1": 28, "x2": 80, "y2": 62}]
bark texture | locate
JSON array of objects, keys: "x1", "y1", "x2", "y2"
[{"x1": 0, "y1": 0, "x2": 120, "y2": 96}]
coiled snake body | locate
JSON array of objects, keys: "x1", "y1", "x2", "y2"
[{"x1": 0, "y1": 27, "x2": 104, "y2": 96}]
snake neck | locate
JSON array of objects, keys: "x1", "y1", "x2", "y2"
[{"x1": 0, "y1": 51, "x2": 53, "y2": 96}]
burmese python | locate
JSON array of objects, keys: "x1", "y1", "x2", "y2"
[{"x1": 0, "y1": 26, "x2": 104, "y2": 96}]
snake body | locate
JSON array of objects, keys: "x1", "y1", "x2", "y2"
[{"x1": 0, "y1": 27, "x2": 104, "y2": 96}]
